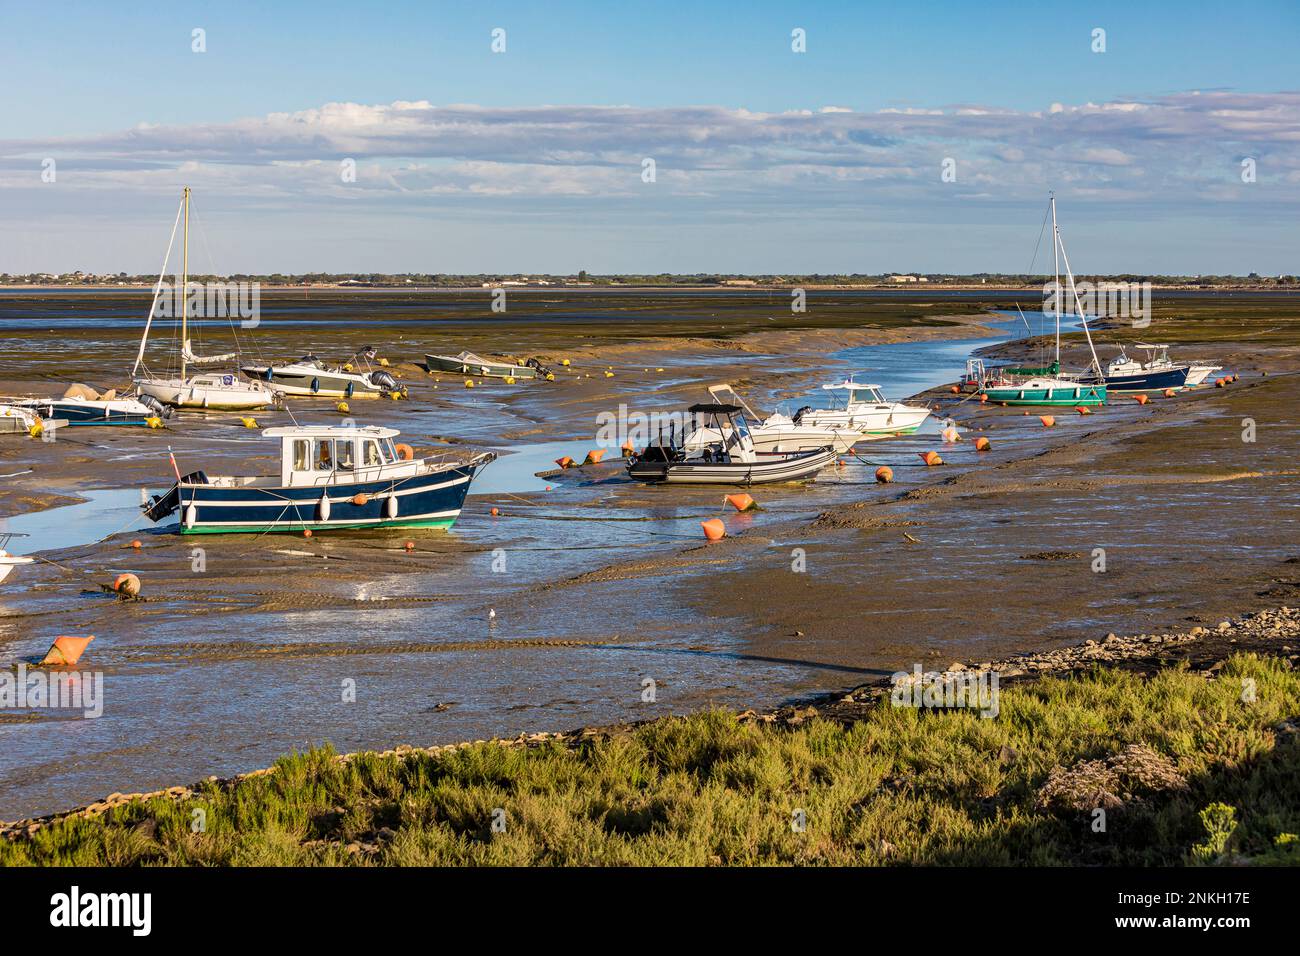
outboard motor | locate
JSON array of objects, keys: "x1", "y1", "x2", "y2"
[
  {"x1": 793, "y1": 405, "x2": 812, "y2": 424},
  {"x1": 370, "y1": 370, "x2": 398, "y2": 391},
  {"x1": 137, "y1": 394, "x2": 173, "y2": 419},
  {"x1": 525, "y1": 357, "x2": 553, "y2": 378}
]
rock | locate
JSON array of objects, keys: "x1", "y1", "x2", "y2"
[
  {"x1": 998, "y1": 744, "x2": 1019, "y2": 766},
  {"x1": 948, "y1": 662, "x2": 966, "y2": 672},
  {"x1": 1105, "y1": 633, "x2": 1120, "y2": 643},
  {"x1": 1218, "y1": 621, "x2": 1232, "y2": 632}
]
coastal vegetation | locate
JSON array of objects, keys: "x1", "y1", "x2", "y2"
[{"x1": 4, "y1": 651, "x2": 1297, "y2": 866}]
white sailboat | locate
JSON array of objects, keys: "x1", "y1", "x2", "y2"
[{"x1": 132, "y1": 188, "x2": 278, "y2": 411}]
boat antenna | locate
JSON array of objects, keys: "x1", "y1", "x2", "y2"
[{"x1": 132, "y1": 194, "x2": 185, "y2": 377}]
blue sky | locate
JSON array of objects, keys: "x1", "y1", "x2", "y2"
[{"x1": 1, "y1": 0, "x2": 1297, "y2": 274}]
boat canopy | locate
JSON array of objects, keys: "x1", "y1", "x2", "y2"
[
  {"x1": 262, "y1": 425, "x2": 401, "y2": 440},
  {"x1": 688, "y1": 403, "x2": 742, "y2": 415},
  {"x1": 821, "y1": 380, "x2": 884, "y2": 391},
  {"x1": 1005, "y1": 361, "x2": 1060, "y2": 375}
]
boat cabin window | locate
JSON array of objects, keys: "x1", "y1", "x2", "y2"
[
  {"x1": 362, "y1": 440, "x2": 382, "y2": 467},
  {"x1": 315, "y1": 439, "x2": 334, "y2": 471},
  {"x1": 850, "y1": 387, "x2": 884, "y2": 404},
  {"x1": 381, "y1": 438, "x2": 398, "y2": 463},
  {"x1": 336, "y1": 439, "x2": 355, "y2": 471},
  {"x1": 293, "y1": 439, "x2": 310, "y2": 472}
]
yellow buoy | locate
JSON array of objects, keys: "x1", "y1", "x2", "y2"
[
  {"x1": 28, "y1": 422, "x2": 43, "y2": 438},
  {"x1": 240, "y1": 417, "x2": 258, "y2": 428},
  {"x1": 464, "y1": 379, "x2": 475, "y2": 388},
  {"x1": 504, "y1": 376, "x2": 516, "y2": 385},
  {"x1": 336, "y1": 401, "x2": 350, "y2": 414},
  {"x1": 561, "y1": 358, "x2": 571, "y2": 366},
  {"x1": 378, "y1": 357, "x2": 390, "y2": 367},
  {"x1": 146, "y1": 416, "x2": 163, "y2": 429}
]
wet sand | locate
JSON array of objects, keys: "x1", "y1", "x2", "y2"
[{"x1": 1, "y1": 290, "x2": 1297, "y2": 819}]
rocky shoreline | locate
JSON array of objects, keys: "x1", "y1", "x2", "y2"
[{"x1": 4, "y1": 605, "x2": 1296, "y2": 843}]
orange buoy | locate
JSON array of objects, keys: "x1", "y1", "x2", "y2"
[
  {"x1": 583, "y1": 449, "x2": 607, "y2": 465},
  {"x1": 130, "y1": 539, "x2": 142, "y2": 550},
  {"x1": 941, "y1": 426, "x2": 960, "y2": 443},
  {"x1": 555, "y1": 456, "x2": 575, "y2": 469},
  {"x1": 404, "y1": 540, "x2": 415, "y2": 552},
  {"x1": 701, "y1": 518, "x2": 726, "y2": 541},
  {"x1": 919, "y1": 451, "x2": 943, "y2": 466},
  {"x1": 39, "y1": 635, "x2": 94, "y2": 667},
  {"x1": 1215, "y1": 378, "x2": 1225, "y2": 388},
  {"x1": 974, "y1": 436, "x2": 991, "y2": 451},
  {"x1": 979, "y1": 393, "x2": 988, "y2": 403},
  {"x1": 725, "y1": 493, "x2": 757, "y2": 512},
  {"x1": 875, "y1": 466, "x2": 894, "y2": 483},
  {"x1": 395, "y1": 443, "x2": 415, "y2": 461},
  {"x1": 621, "y1": 441, "x2": 634, "y2": 457},
  {"x1": 113, "y1": 572, "x2": 141, "y2": 597},
  {"x1": 351, "y1": 493, "x2": 370, "y2": 506},
  {"x1": 1163, "y1": 388, "x2": 1177, "y2": 398},
  {"x1": 490, "y1": 507, "x2": 500, "y2": 517},
  {"x1": 1135, "y1": 394, "x2": 1149, "y2": 405},
  {"x1": 1075, "y1": 406, "x2": 1091, "y2": 415},
  {"x1": 949, "y1": 385, "x2": 960, "y2": 394},
  {"x1": 303, "y1": 529, "x2": 313, "y2": 538},
  {"x1": 1039, "y1": 415, "x2": 1055, "y2": 427}
]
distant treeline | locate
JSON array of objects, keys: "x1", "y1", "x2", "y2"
[{"x1": 3, "y1": 271, "x2": 1296, "y2": 288}]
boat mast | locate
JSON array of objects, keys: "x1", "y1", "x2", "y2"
[
  {"x1": 180, "y1": 186, "x2": 190, "y2": 383},
  {"x1": 131, "y1": 193, "x2": 185, "y2": 377},
  {"x1": 1054, "y1": 209, "x2": 1105, "y2": 378},
  {"x1": 1051, "y1": 193, "x2": 1060, "y2": 365}
]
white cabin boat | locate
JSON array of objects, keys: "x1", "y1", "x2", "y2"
[
  {"x1": 141, "y1": 425, "x2": 494, "y2": 534},
  {"x1": 795, "y1": 379, "x2": 931, "y2": 438},
  {"x1": 683, "y1": 384, "x2": 860, "y2": 455}
]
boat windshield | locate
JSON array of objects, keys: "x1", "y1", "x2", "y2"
[
  {"x1": 381, "y1": 438, "x2": 399, "y2": 463},
  {"x1": 849, "y1": 387, "x2": 884, "y2": 405}
]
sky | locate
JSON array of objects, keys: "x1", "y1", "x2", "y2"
[{"x1": 1, "y1": 0, "x2": 1297, "y2": 275}]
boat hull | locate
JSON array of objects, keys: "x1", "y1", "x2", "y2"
[
  {"x1": 425, "y1": 354, "x2": 535, "y2": 379},
  {"x1": 12, "y1": 399, "x2": 155, "y2": 426},
  {"x1": 150, "y1": 461, "x2": 487, "y2": 534},
  {"x1": 240, "y1": 365, "x2": 388, "y2": 398},
  {"x1": 1082, "y1": 366, "x2": 1189, "y2": 392},
  {"x1": 1184, "y1": 365, "x2": 1222, "y2": 387},
  {"x1": 628, "y1": 447, "x2": 836, "y2": 485},
  {"x1": 136, "y1": 378, "x2": 276, "y2": 411},
  {"x1": 982, "y1": 381, "x2": 1107, "y2": 406},
  {"x1": 798, "y1": 406, "x2": 930, "y2": 438}
]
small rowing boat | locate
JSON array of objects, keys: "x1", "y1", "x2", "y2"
[
  {"x1": 141, "y1": 425, "x2": 494, "y2": 534},
  {"x1": 425, "y1": 351, "x2": 550, "y2": 380}
]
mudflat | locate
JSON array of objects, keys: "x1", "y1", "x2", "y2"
[{"x1": 1, "y1": 289, "x2": 1297, "y2": 821}]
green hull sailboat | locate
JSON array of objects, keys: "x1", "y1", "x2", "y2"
[{"x1": 975, "y1": 196, "x2": 1108, "y2": 407}]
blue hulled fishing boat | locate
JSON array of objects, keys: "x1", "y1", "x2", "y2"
[{"x1": 141, "y1": 425, "x2": 494, "y2": 534}]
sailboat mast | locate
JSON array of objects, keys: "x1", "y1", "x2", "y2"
[
  {"x1": 181, "y1": 186, "x2": 190, "y2": 383},
  {"x1": 1051, "y1": 193, "x2": 1060, "y2": 364},
  {"x1": 1055, "y1": 223, "x2": 1105, "y2": 377}
]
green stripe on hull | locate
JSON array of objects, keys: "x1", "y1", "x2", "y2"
[
  {"x1": 181, "y1": 517, "x2": 458, "y2": 534},
  {"x1": 983, "y1": 390, "x2": 1107, "y2": 406},
  {"x1": 859, "y1": 425, "x2": 923, "y2": 436}
]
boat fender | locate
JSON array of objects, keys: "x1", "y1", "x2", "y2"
[
  {"x1": 386, "y1": 495, "x2": 399, "y2": 519},
  {"x1": 183, "y1": 503, "x2": 197, "y2": 529},
  {"x1": 311, "y1": 377, "x2": 320, "y2": 394},
  {"x1": 395, "y1": 443, "x2": 415, "y2": 461},
  {"x1": 345, "y1": 381, "x2": 355, "y2": 398},
  {"x1": 264, "y1": 367, "x2": 274, "y2": 381},
  {"x1": 318, "y1": 494, "x2": 331, "y2": 522}
]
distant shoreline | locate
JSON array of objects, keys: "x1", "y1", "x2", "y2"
[{"x1": 3, "y1": 284, "x2": 1299, "y2": 295}]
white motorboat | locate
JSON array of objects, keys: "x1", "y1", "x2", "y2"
[
  {"x1": 132, "y1": 187, "x2": 279, "y2": 411},
  {"x1": 241, "y1": 350, "x2": 400, "y2": 399},
  {"x1": 0, "y1": 533, "x2": 34, "y2": 584},
  {"x1": 795, "y1": 379, "x2": 931, "y2": 438},
  {"x1": 1, "y1": 404, "x2": 44, "y2": 435},
  {"x1": 683, "y1": 384, "x2": 860, "y2": 455},
  {"x1": 628, "y1": 401, "x2": 836, "y2": 485},
  {"x1": 1184, "y1": 363, "x2": 1224, "y2": 387}
]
